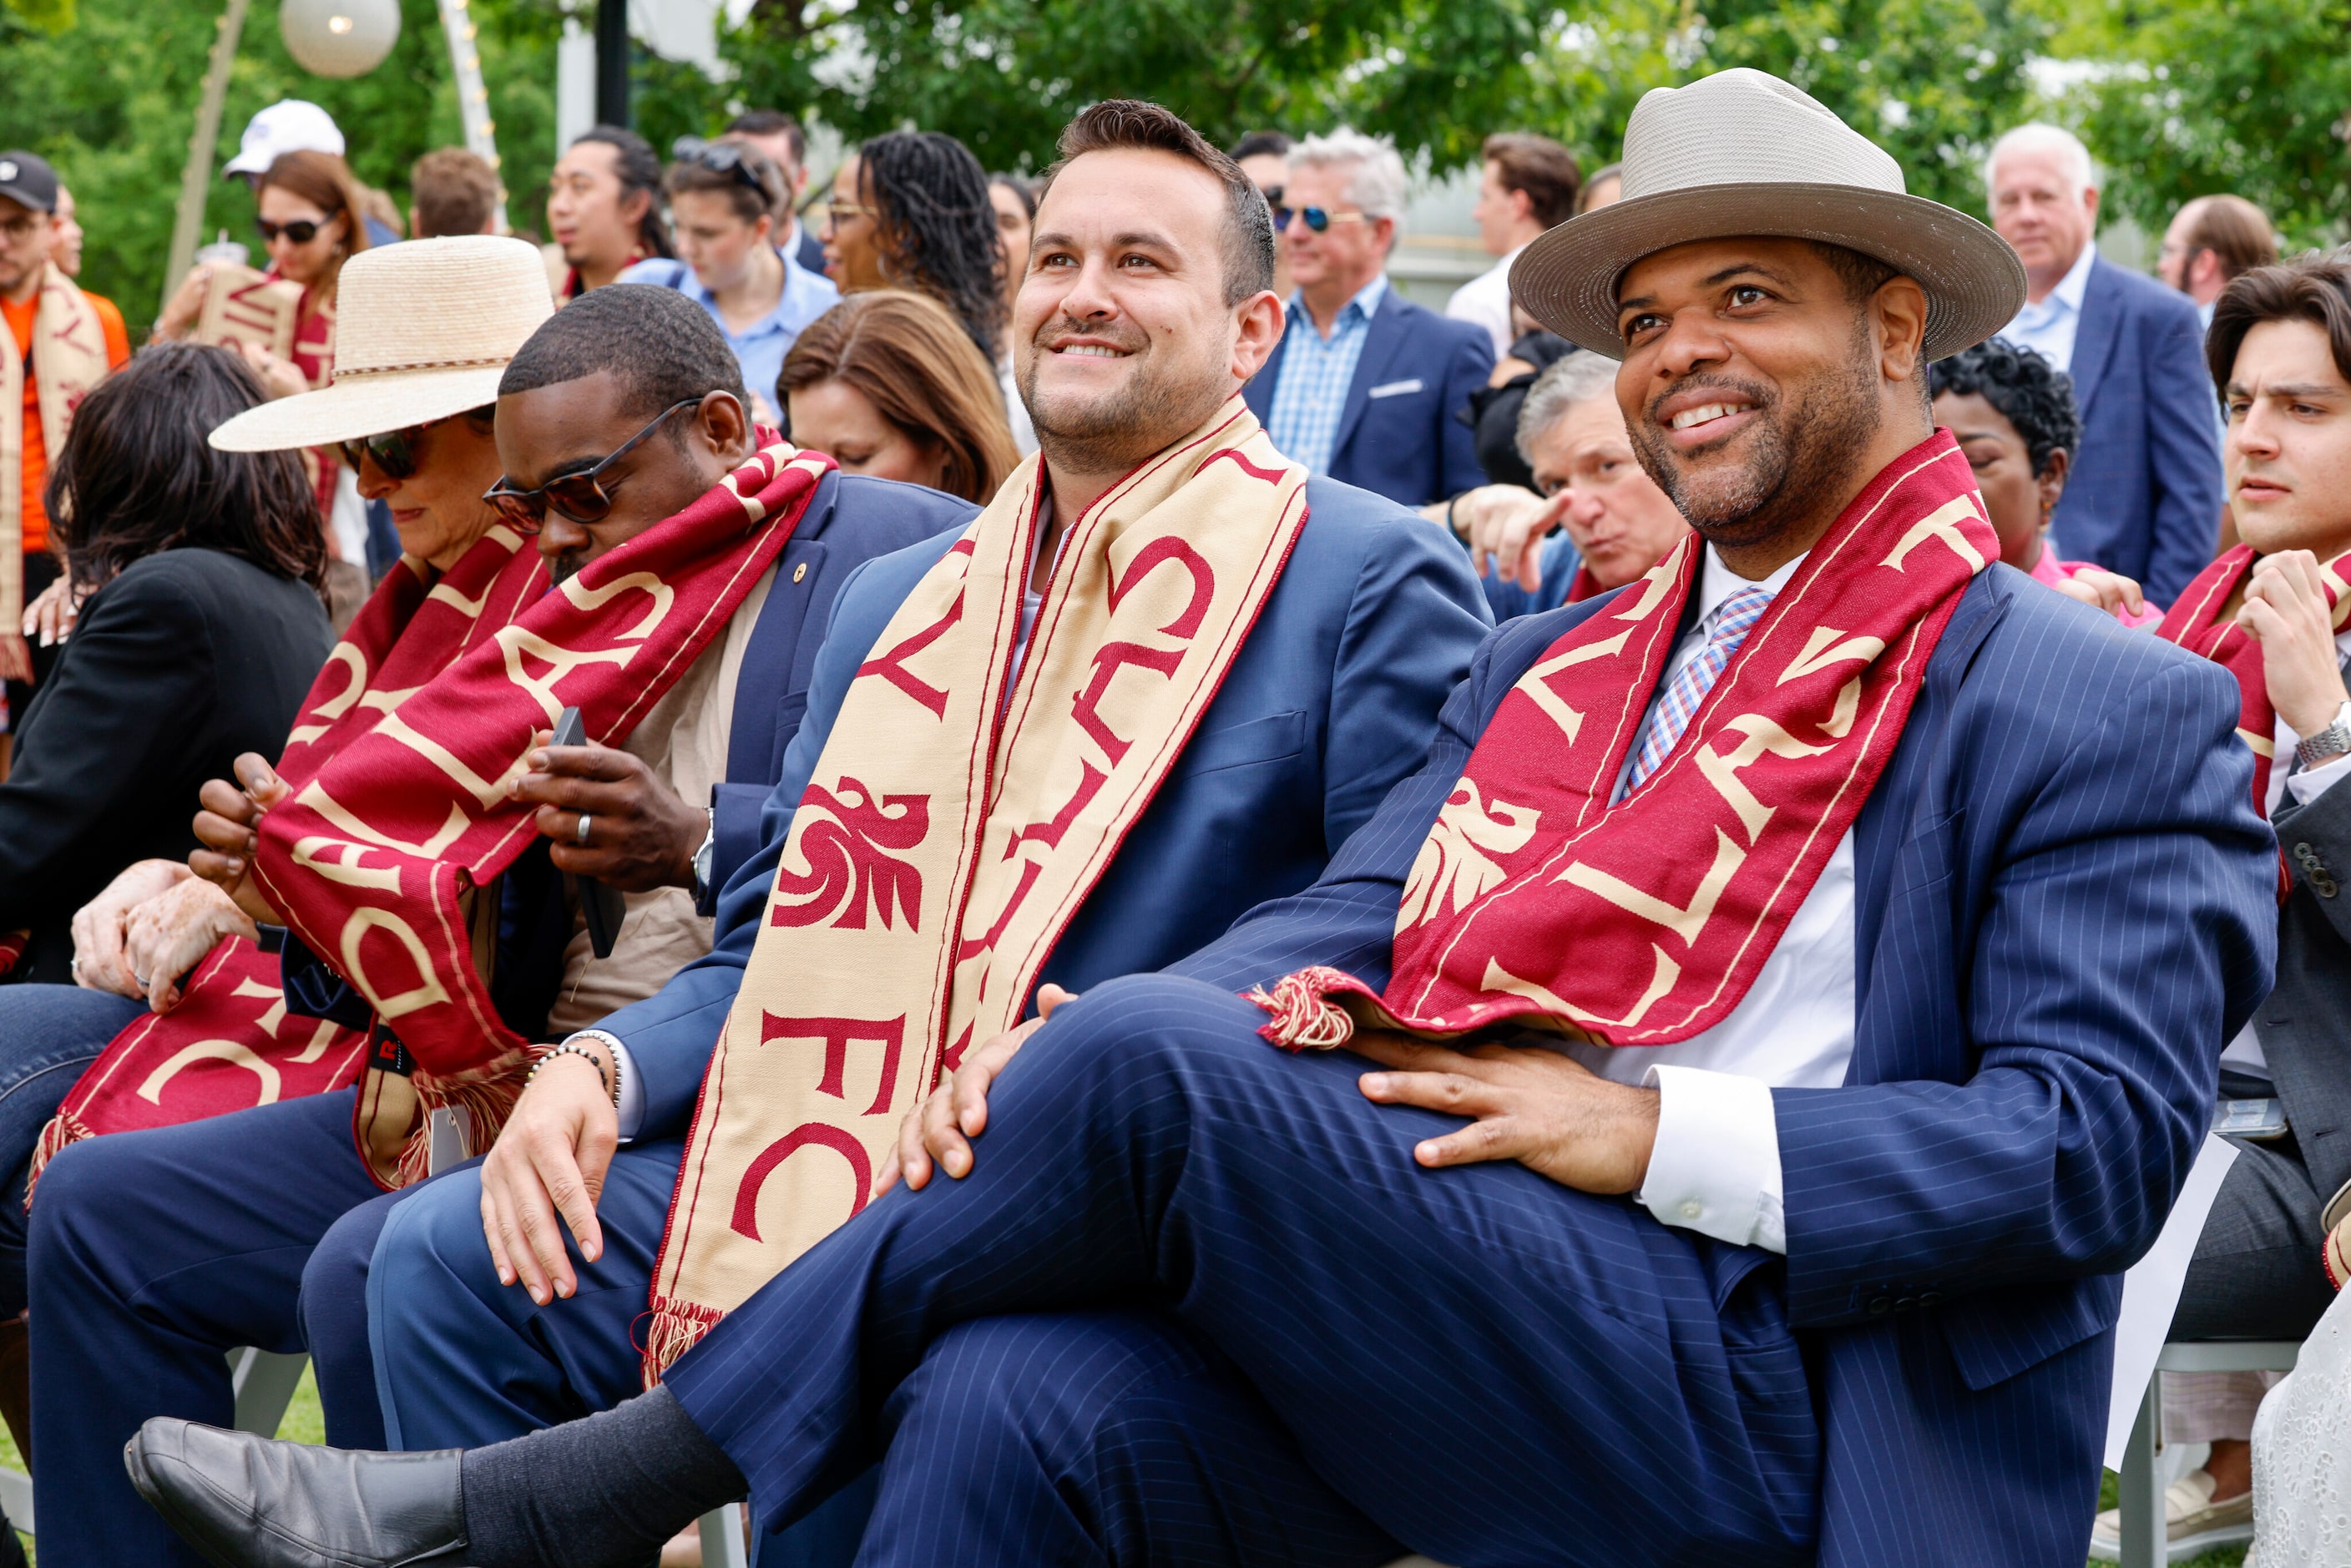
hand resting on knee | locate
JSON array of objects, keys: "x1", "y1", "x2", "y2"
[
  {"x1": 874, "y1": 984, "x2": 1078, "y2": 1197},
  {"x1": 478, "y1": 1041, "x2": 621, "y2": 1306}
]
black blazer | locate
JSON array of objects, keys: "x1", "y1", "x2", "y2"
[
  {"x1": 0, "y1": 549, "x2": 332, "y2": 984},
  {"x1": 2259, "y1": 777, "x2": 2351, "y2": 1203}
]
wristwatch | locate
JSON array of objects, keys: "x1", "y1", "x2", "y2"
[
  {"x1": 2298, "y1": 700, "x2": 2351, "y2": 770},
  {"x1": 689, "y1": 809, "x2": 715, "y2": 904}
]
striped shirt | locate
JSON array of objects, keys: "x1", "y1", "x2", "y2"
[{"x1": 1264, "y1": 276, "x2": 1388, "y2": 477}]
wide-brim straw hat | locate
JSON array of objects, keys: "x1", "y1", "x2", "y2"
[
  {"x1": 210, "y1": 235, "x2": 555, "y2": 452},
  {"x1": 1511, "y1": 68, "x2": 2025, "y2": 362}
]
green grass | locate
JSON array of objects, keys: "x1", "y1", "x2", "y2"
[{"x1": 2093, "y1": 1469, "x2": 2250, "y2": 1568}]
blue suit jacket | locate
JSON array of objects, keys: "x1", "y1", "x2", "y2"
[
  {"x1": 282, "y1": 471, "x2": 976, "y2": 1037},
  {"x1": 601, "y1": 476, "x2": 1494, "y2": 1137},
  {"x1": 2047, "y1": 257, "x2": 2225, "y2": 605},
  {"x1": 1171, "y1": 564, "x2": 2276, "y2": 1568},
  {"x1": 1243, "y1": 288, "x2": 1493, "y2": 509}
]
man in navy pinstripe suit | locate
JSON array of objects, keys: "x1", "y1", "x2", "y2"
[{"x1": 128, "y1": 70, "x2": 2278, "y2": 1568}]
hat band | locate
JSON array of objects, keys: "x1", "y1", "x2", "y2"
[{"x1": 331, "y1": 355, "x2": 511, "y2": 381}]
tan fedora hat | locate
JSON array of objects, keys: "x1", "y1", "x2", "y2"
[
  {"x1": 210, "y1": 235, "x2": 554, "y2": 452},
  {"x1": 1510, "y1": 68, "x2": 2024, "y2": 362}
]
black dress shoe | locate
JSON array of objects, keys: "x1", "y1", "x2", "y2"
[{"x1": 125, "y1": 1417, "x2": 470, "y2": 1568}]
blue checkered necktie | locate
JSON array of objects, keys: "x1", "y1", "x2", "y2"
[{"x1": 1624, "y1": 584, "x2": 1776, "y2": 792}]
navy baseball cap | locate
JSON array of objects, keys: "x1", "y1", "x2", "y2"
[{"x1": 0, "y1": 151, "x2": 58, "y2": 215}]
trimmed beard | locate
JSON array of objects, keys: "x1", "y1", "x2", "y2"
[{"x1": 1019, "y1": 316, "x2": 1226, "y2": 476}]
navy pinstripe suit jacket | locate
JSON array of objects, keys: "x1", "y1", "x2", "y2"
[{"x1": 1176, "y1": 562, "x2": 2278, "y2": 1567}]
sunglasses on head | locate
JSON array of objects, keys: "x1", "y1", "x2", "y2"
[
  {"x1": 255, "y1": 217, "x2": 327, "y2": 245},
  {"x1": 1271, "y1": 205, "x2": 1370, "y2": 235},
  {"x1": 677, "y1": 139, "x2": 771, "y2": 195},
  {"x1": 480, "y1": 398, "x2": 701, "y2": 533}
]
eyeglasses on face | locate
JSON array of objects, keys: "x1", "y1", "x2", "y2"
[
  {"x1": 0, "y1": 213, "x2": 46, "y2": 243},
  {"x1": 1273, "y1": 205, "x2": 1372, "y2": 235},
  {"x1": 825, "y1": 200, "x2": 878, "y2": 225},
  {"x1": 480, "y1": 397, "x2": 702, "y2": 532},
  {"x1": 256, "y1": 217, "x2": 326, "y2": 245}
]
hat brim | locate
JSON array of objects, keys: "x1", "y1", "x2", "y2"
[
  {"x1": 1509, "y1": 182, "x2": 2025, "y2": 363},
  {"x1": 208, "y1": 365, "x2": 509, "y2": 453}
]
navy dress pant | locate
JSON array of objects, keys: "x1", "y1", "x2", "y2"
[
  {"x1": 0, "y1": 984, "x2": 145, "y2": 1316},
  {"x1": 25, "y1": 1087, "x2": 402, "y2": 1565},
  {"x1": 661, "y1": 975, "x2": 1822, "y2": 1568}
]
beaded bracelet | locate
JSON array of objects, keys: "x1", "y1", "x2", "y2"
[{"x1": 529, "y1": 1039, "x2": 615, "y2": 1108}]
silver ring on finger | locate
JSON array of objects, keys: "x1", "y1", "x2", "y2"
[
  {"x1": 576, "y1": 812, "x2": 593, "y2": 846},
  {"x1": 133, "y1": 972, "x2": 149, "y2": 989}
]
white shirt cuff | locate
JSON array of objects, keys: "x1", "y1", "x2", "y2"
[
  {"x1": 1636, "y1": 1065, "x2": 1787, "y2": 1254},
  {"x1": 565, "y1": 1029, "x2": 644, "y2": 1141},
  {"x1": 2288, "y1": 751, "x2": 2351, "y2": 806}
]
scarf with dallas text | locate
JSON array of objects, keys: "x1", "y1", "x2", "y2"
[
  {"x1": 252, "y1": 443, "x2": 831, "y2": 1188},
  {"x1": 25, "y1": 526, "x2": 549, "y2": 1201},
  {"x1": 642, "y1": 400, "x2": 1307, "y2": 1379},
  {"x1": 1253, "y1": 430, "x2": 1993, "y2": 1050}
]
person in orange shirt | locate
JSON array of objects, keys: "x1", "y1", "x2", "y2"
[{"x1": 0, "y1": 151, "x2": 129, "y2": 716}]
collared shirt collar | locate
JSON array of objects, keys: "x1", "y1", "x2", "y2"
[
  {"x1": 2045, "y1": 239, "x2": 2097, "y2": 316},
  {"x1": 668, "y1": 260, "x2": 810, "y2": 339},
  {"x1": 1697, "y1": 544, "x2": 1805, "y2": 622},
  {"x1": 1289, "y1": 274, "x2": 1389, "y2": 335}
]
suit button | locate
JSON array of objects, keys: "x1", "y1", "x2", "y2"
[
  {"x1": 1896, "y1": 1297, "x2": 1919, "y2": 1313},
  {"x1": 1868, "y1": 1296, "x2": 1892, "y2": 1315},
  {"x1": 1919, "y1": 1291, "x2": 1946, "y2": 1307}
]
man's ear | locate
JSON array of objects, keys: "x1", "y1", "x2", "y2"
[
  {"x1": 697, "y1": 390, "x2": 754, "y2": 458},
  {"x1": 1231, "y1": 289, "x2": 1287, "y2": 384},
  {"x1": 1873, "y1": 276, "x2": 1931, "y2": 389}
]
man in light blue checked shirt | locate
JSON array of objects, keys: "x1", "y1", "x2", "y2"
[{"x1": 1247, "y1": 129, "x2": 1492, "y2": 508}]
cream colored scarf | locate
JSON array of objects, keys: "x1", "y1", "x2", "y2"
[
  {"x1": 644, "y1": 398, "x2": 1307, "y2": 1377},
  {"x1": 0, "y1": 262, "x2": 109, "y2": 625}
]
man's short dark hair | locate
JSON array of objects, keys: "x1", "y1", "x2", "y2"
[
  {"x1": 726, "y1": 109, "x2": 806, "y2": 169},
  {"x1": 2182, "y1": 195, "x2": 2278, "y2": 286},
  {"x1": 1929, "y1": 340, "x2": 2082, "y2": 478},
  {"x1": 1482, "y1": 133, "x2": 1581, "y2": 230},
  {"x1": 1039, "y1": 101, "x2": 1275, "y2": 306},
  {"x1": 1813, "y1": 241, "x2": 1899, "y2": 304},
  {"x1": 410, "y1": 147, "x2": 500, "y2": 238},
  {"x1": 2209, "y1": 252, "x2": 2351, "y2": 399},
  {"x1": 1228, "y1": 130, "x2": 1292, "y2": 164},
  {"x1": 500, "y1": 283, "x2": 749, "y2": 422}
]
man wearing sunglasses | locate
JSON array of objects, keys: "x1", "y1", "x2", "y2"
[
  {"x1": 23, "y1": 266, "x2": 978, "y2": 1568},
  {"x1": 1243, "y1": 129, "x2": 1492, "y2": 513}
]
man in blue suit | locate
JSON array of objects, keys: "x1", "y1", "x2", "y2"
[
  {"x1": 280, "y1": 98, "x2": 1487, "y2": 1487},
  {"x1": 1244, "y1": 129, "x2": 1493, "y2": 508},
  {"x1": 128, "y1": 74, "x2": 2275, "y2": 1568},
  {"x1": 1986, "y1": 124, "x2": 2224, "y2": 605}
]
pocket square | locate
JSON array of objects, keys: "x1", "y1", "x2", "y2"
[{"x1": 1366, "y1": 378, "x2": 1424, "y2": 399}]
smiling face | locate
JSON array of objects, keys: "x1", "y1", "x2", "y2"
[
  {"x1": 493, "y1": 372, "x2": 749, "y2": 580},
  {"x1": 1281, "y1": 159, "x2": 1389, "y2": 299},
  {"x1": 1524, "y1": 392, "x2": 1691, "y2": 589},
  {"x1": 1015, "y1": 146, "x2": 1282, "y2": 475},
  {"x1": 822, "y1": 156, "x2": 890, "y2": 291},
  {"x1": 546, "y1": 141, "x2": 643, "y2": 273},
  {"x1": 788, "y1": 377, "x2": 949, "y2": 490},
  {"x1": 351, "y1": 413, "x2": 505, "y2": 570},
  {"x1": 1934, "y1": 390, "x2": 2065, "y2": 568},
  {"x1": 1614, "y1": 236, "x2": 1925, "y2": 555},
  {"x1": 672, "y1": 188, "x2": 772, "y2": 295},
  {"x1": 2226, "y1": 318, "x2": 2351, "y2": 562},
  {"x1": 256, "y1": 184, "x2": 345, "y2": 288}
]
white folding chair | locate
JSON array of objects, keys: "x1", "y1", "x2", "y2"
[{"x1": 2114, "y1": 1338, "x2": 2301, "y2": 1568}]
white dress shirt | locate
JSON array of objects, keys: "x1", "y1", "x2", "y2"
[
  {"x1": 1565, "y1": 546, "x2": 1856, "y2": 1254},
  {"x1": 1996, "y1": 239, "x2": 2098, "y2": 372},
  {"x1": 1446, "y1": 245, "x2": 1525, "y2": 360}
]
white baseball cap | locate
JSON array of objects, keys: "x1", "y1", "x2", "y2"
[{"x1": 222, "y1": 99, "x2": 346, "y2": 180}]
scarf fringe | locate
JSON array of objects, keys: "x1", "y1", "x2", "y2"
[
  {"x1": 387, "y1": 1047, "x2": 544, "y2": 1190},
  {"x1": 22, "y1": 1108, "x2": 93, "y2": 1209},
  {"x1": 641, "y1": 1293, "x2": 727, "y2": 1388},
  {"x1": 1246, "y1": 967, "x2": 1358, "y2": 1051}
]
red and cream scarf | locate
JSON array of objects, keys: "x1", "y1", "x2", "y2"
[
  {"x1": 642, "y1": 399, "x2": 1308, "y2": 1378},
  {"x1": 0, "y1": 261, "x2": 109, "y2": 628},
  {"x1": 251, "y1": 443, "x2": 832, "y2": 1186},
  {"x1": 2157, "y1": 544, "x2": 2351, "y2": 812},
  {"x1": 25, "y1": 526, "x2": 549, "y2": 1198},
  {"x1": 1256, "y1": 430, "x2": 1994, "y2": 1050}
]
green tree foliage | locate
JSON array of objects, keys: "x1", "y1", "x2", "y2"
[
  {"x1": 0, "y1": 0, "x2": 565, "y2": 334},
  {"x1": 2058, "y1": 0, "x2": 2351, "y2": 249}
]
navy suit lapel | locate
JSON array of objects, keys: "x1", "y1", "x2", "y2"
[
  {"x1": 1329, "y1": 289, "x2": 1411, "y2": 463},
  {"x1": 2066, "y1": 258, "x2": 2124, "y2": 422},
  {"x1": 1243, "y1": 308, "x2": 1291, "y2": 424}
]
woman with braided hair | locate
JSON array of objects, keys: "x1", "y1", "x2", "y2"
[{"x1": 818, "y1": 130, "x2": 1005, "y2": 367}]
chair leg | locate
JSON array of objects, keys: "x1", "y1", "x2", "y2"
[
  {"x1": 699, "y1": 1503, "x2": 750, "y2": 1568},
  {"x1": 2119, "y1": 1373, "x2": 2166, "y2": 1568}
]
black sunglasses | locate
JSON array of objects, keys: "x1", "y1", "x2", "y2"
[
  {"x1": 255, "y1": 217, "x2": 326, "y2": 245},
  {"x1": 675, "y1": 139, "x2": 770, "y2": 195},
  {"x1": 339, "y1": 427, "x2": 421, "y2": 480},
  {"x1": 481, "y1": 399, "x2": 701, "y2": 532},
  {"x1": 1277, "y1": 205, "x2": 1371, "y2": 235}
]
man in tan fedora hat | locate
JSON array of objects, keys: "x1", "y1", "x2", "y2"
[
  {"x1": 18, "y1": 247, "x2": 978, "y2": 1566},
  {"x1": 126, "y1": 75, "x2": 2272, "y2": 1568}
]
